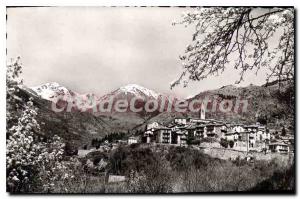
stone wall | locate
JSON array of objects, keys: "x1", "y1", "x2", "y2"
[{"x1": 201, "y1": 147, "x2": 294, "y2": 166}]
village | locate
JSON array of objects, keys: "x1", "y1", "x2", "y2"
[
  {"x1": 140, "y1": 117, "x2": 293, "y2": 154},
  {"x1": 75, "y1": 108, "x2": 295, "y2": 186},
  {"x1": 83, "y1": 109, "x2": 294, "y2": 159},
  {"x1": 139, "y1": 111, "x2": 294, "y2": 154}
]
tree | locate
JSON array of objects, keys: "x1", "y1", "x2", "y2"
[
  {"x1": 220, "y1": 138, "x2": 229, "y2": 148},
  {"x1": 281, "y1": 126, "x2": 287, "y2": 136},
  {"x1": 171, "y1": 7, "x2": 294, "y2": 89},
  {"x1": 229, "y1": 140, "x2": 235, "y2": 148},
  {"x1": 6, "y1": 57, "x2": 79, "y2": 193},
  {"x1": 6, "y1": 57, "x2": 23, "y2": 133},
  {"x1": 6, "y1": 99, "x2": 42, "y2": 192},
  {"x1": 6, "y1": 57, "x2": 39, "y2": 192},
  {"x1": 65, "y1": 142, "x2": 78, "y2": 156},
  {"x1": 257, "y1": 116, "x2": 268, "y2": 125}
]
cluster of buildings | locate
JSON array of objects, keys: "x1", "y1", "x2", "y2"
[{"x1": 141, "y1": 115, "x2": 292, "y2": 154}]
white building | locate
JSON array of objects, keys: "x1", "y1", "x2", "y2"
[
  {"x1": 128, "y1": 137, "x2": 138, "y2": 144},
  {"x1": 256, "y1": 126, "x2": 270, "y2": 141},
  {"x1": 231, "y1": 124, "x2": 245, "y2": 133},
  {"x1": 269, "y1": 142, "x2": 289, "y2": 153},
  {"x1": 174, "y1": 118, "x2": 187, "y2": 125}
]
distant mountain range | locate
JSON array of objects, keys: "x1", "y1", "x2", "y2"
[
  {"x1": 15, "y1": 80, "x2": 294, "y2": 147},
  {"x1": 30, "y1": 82, "x2": 175, "y2": 109},
  {"x1": 30, "y1": 82, "x2": 160, "y2": 104}
]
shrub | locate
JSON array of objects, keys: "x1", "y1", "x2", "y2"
[
  {"x1": 229, "y1": 140, "x2": 235, "y2": 148},
  {"x1": 220, "y1": 138, "x2": 228, "y2": 148},
  {"x1": 190, "y1": 139, "x2": 201, "y2": 145},
  {"x1": 250, "y1": 164, "x2": 295, "y2": 192},
  {"x1": 65, "y1": 142, "x2": 78, "y2": 156}
]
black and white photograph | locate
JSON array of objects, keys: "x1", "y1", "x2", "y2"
[{"x1": 5, "y1": 6, "x2": 295, "y2": 194}]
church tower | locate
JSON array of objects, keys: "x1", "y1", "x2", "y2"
[{"x1": 200, "y1": 103, "x2": 206, "y2": 120}]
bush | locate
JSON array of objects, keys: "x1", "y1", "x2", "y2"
[
  {"x1": 229, "y1": 140, "x2": 235, "y2": 148},
  {"x1": 201, "y1": 137, "x2": 217, "y2": 143},
  {"x1": 65, "y1": 142, "x2": 78, "y2": 156},
  {"x1": 250, "y1": 164, "x2": 295, "y2": 192},
  {"x1": 220, "y1": 138, "x2": 228, "y2": 148},
  {"x1": 190, "y1": 139, "x2": 201, "y2": 145}
]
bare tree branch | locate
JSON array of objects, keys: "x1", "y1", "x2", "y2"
[{"x1": 171, "y1": 7, "x2": 294, "y2": 89}]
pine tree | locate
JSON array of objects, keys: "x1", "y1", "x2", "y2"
[{"x1": 281, "y1": 126, "x2": 287, "y2": 136}]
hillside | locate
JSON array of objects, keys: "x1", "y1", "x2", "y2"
[
  {"x1": 15, "y1": 84, "x2": 168, "y2": 147},
  {"x1": 187, "y1": 82, "x2": 294, "y2": 126}
]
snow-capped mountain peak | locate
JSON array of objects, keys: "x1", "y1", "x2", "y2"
[
  {"x1": 119, "y1": 84, "x2": 159, "y2": 99},
  {"x1": 30, "y1": 82, "x2": 75, "y2": 101},
  {"x1": 30, "y1": 82, "x2": 163, "y2": 108},
  {"x1": 31, "y1": 82, "x2": 101, "y2": 110}
]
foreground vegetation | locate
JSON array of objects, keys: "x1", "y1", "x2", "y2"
[
  {"x1": 21, "y1": 143, "x2": 294, "y2": 193},
  {"x1": 14, "y1": 143, "x2": 295, "y2": 193},
  {"x1": 79, "y1": 144, "x2": 294, "y2": 193}
]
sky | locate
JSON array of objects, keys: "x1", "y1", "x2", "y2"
[{"x1": 7, "y1": 7, "x2": 270, "y2": 98}]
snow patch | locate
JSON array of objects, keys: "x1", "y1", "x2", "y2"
[{"x1": 119, "y1": 84, "x2": 159, "y2": 99}]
